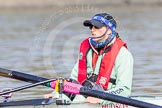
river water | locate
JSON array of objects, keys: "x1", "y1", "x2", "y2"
[{"x1": 0, "y1": 6, "x2": 162, "y2": 101}]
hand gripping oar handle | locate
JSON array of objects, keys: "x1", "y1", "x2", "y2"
[{"x1": 0, "y1": 68, "x2": 48, "y2": 83}]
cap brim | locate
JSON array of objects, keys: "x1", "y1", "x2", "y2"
[{"x1": 83, "y1": 20, "x2": 105, "y2": 28}]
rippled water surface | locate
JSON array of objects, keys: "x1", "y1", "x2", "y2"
[{"x1": 0, "y1": 6, "x2": 162, "y2": 101}]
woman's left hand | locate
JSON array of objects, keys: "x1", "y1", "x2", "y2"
[{"x1": 86, "y1": 96, "x2": 101, "y2": 104}]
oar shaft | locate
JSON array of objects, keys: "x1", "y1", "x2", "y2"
[
  {"x1": 0, "y1": 68, "x2": 48, "y2": 83},
  {"x1": 0, "y1": 79, "x2": 56, "y2": 96},
  {"x1": 80, "y1": 87, "x2": 162, "y2": 108}
]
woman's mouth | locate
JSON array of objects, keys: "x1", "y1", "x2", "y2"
[{"x1": 91, "y1": 33, "x2": 96, "y2": 36}]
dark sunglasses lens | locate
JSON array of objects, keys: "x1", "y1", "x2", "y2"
[
  {"x1": 89, "y1": 26, "x2": 100, "y2": 29},
  {"x1": 94, "y1": 26, "x2": 100, "y2": 29}
]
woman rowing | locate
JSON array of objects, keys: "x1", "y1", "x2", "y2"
[{"x1": 45, "y1": 13, "x2": 134, "y2": 105}]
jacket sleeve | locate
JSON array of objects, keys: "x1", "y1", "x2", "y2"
[{"x1": 100, "y1": 47, "x2": 134, "y2": 105}]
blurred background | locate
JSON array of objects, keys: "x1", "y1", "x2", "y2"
[{"x1": 0, "y1": 0, "x2": 162, "y2": 101}]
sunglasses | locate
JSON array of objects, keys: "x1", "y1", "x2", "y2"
[{"x1": 89, "y1": 25, "x2": 101, "y2": 30}]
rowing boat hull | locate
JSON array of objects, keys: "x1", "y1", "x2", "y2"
[{"x1": 1, "y1": 96, "x2": 162, "y2": 108}]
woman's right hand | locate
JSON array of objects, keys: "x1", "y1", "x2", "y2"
[{"x1": 44, "y1": 93, "x2": 54, "y2": 98}]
